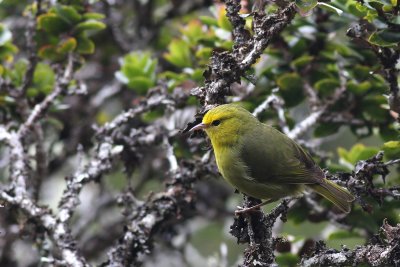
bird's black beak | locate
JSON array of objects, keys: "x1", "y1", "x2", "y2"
[{"x1": 189, "y1": 123, "x2": 209, "y2": 132}]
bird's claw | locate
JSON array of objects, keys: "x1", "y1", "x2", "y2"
[{"x1": 234, "y1": 205, "x2": 260, "y2": 216}]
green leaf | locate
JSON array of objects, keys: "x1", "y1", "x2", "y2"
[
  {"x1": 38, "y1": 45, "x2": 61, "y2": 60},
  {"x1": 362, "y1": 95, "x2": 388, "y2": 122},
  {"x1": 328, "y1": 230, "x2": 362, "y2": 240},
  {"x1": 353, "y1": 145, "x2": 380, "y2": 162},
  {"x1": 309, "y1": 69, "x2": 334, "y2": 84},
  {"x1": 122, "y1": 52, "x2": 157, "y2": 77},
  {"x1": 347, "y1": 209, "x2": 380, "y2": 232},
  {"x1": 276, "y1": 253, "x2": 299, "y2": 267},
  {"x1": 54, "y1": 5, "x2": 82, "y2": 25},
  {"x1": 346, "y1": 2, "x2": 368, "y2": 17},
  {"x1": 353, "y1": 65, "x2": 371, "y2": 80},
  {"x1": 127, "y1": 77, "x2": 154, "y2": 94},
  {"x1": 10, "y1": 59, "x2": 28, "y2": 87},
  {"x1": 122, "y1": 64, "x2": 146, "y2": 78},
  {"x1": 368, "y1": 1, "x2": 384, "y2": 10},
  {"x1": 82, "y1": 12, "x2": 105, "y2": 20},
  {"x1": 318, "y1": 2, "x2": 343, "y2": 15},
  {"x1": 327, "y1": 163, "x2": 353, "y2": 173},
  {"x1": 379, "y1": 124, "x2": 399, "y2": 142},
  {"x1": 195, "y1": 47, "x2": 213, "y2": 61},
  {"x1": 314, "y1": 123, "x2": 340, "y2": 137},
  {"x1": 216, "y1": 5, "x2": 232, "y2": 31},
  {"x1": 276, "y1": 73, "x2": 304, "y2": 107},
  {"x1": 295, "y1": 0, "x2": 318, "y2": 16},
  {"x1": 347, "y1": 81, "x2": 372, "y2": 95},
  {"x1": 287, "y1": 205, "x2": 308, "y2": 224},
  {"x1": 74, "y1": 20, "x2": 106, "y2": 33},
  {"x1": 164, "y1": 40, "x2": 192, "y2": 68},
  {"x1": 289, "y1": 38, "x2": 308, "y2": 57},
  {"x1": 76, "y1": 35, "x2": 95, "y2": 54},
  {"x1": 337, "y1": 147, "x2": 349, "y2": 163},
  {"x1": 314, "y1": 78, "x2": 340, "y2": 97},
  {"x1": 365, "y1": 9, "x2": 379, "y2": 22},
  {"x1": 56, "y1": 37, "x2": 77, "y2": 54},
  {"x1": 180, "y1": 20, "x2": 206, "y2": 45},
  {"x1": 37, "y1": 13, "x2": 70, "y2": 35},
  {"x1": 31, "y1": 63, "x2": 55, "y2": 95},
  {"x1": 382, "y1": 141, "x2": 400, "y2": 159},
  {"x1": 199, "y1": 16, "x2": 218, "y2": 27},
  {"x1": 26, "y1": 88, "x2": 39, "y2": 98},
  {"x1": 383, "y1": 4, "x2": 394, "y2": 11},
  {"x1": 338, "y1": 144, "x2": 380, "y2": 165},
  {"x1": 116, "y1": 51, "x2": 158, "y2": 94},
  {"x1": 369, "y1": 29, "x2": 400, "y2": 47},
  {"x1": 329, "y1": 42, "x2": 362, "y2": 58},
  {"x1": 383, "y1": 141, "x2": 400, "y2": 149},
  {"x1": 191, "y1": 68, "x2": 205, "y2": 82},
  {"x1": 0, "y1": 43, "x2": 18, "y2": 62},
  {"x1": 291, "y1": 55, "x2": 314, "y2": 69}
]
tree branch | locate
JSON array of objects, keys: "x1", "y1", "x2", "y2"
[
  {"x1": 18, "y1": 53, "x2": 74, "y2": 138},
  {"x1": 302, "y1": 220, "x2": 400, "y2": 267},
  {"x1": 103, "y1": 159, "x2": 211, "y2": 266},
  {"x1": 230, "y1": 197, "x2": 292, "y2": 267},
  {"x1": 191, "y1": 2, "x2": 296, "y2": 108}
]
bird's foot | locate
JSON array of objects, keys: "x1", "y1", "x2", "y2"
[
  {"x1": 234, "y1": 200, "x2": 274, "y2": 216},
  {"x1": 235, "y1": 204, "x2": 262, "y2": 216}
]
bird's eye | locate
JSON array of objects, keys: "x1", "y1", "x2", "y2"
[{"x1": 212, "y1": 120, "x2": 221, "y2": 126}]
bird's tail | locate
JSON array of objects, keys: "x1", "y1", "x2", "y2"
[{"x1": 308, "y1": 179, "x2": 355, "y2": 213}]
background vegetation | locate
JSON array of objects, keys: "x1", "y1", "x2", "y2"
[{"x1": 0, "y1": 0, "x2": 399, "y2": 266}]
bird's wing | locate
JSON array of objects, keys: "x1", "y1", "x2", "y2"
[{"x1": 239, "y1": 124, "x2": 323, "y2": 184}]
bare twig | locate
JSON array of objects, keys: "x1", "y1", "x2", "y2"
[
  {"x1": 288, "y1": 64, "x2": 348, "y2": 140},
  {"x1": 57, "y1": 138, "x2": 118, "y2": 224},
  {"x1": 20, "y1": 0, "x2": 41, "y2": 95},
  {"x1": 97, "y1": 89, "x2": 175, "y2": 137},
  {"x1": 32, "y1": 124, "x2": 46, "y2": 201},
  {"x1": 18, "y1": 53, "x2": 74, "y2": 138},
  {"x1": 252, "y1": 92, "x2": 290, "y2": 134},
  {"x1": 287, "y1": 109, "x2": 324, "y2": 140}
]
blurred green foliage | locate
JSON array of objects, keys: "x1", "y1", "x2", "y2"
[
  {"x1": 36, "y1": 4, "x2": 105, "y2": 59},
  {"x1": 116, "y1": 52, "x2": 158, "y2": 94}
]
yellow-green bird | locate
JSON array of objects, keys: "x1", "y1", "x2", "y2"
[{"x1": 190, "y1": 104, "x2": 354, "y2": 213}]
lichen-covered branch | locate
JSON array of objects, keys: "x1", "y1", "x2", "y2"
[
  {"x1": 330, "y1": 151, "x2": 400, "y2": 212},
  {"x1": 302, "y1": 220, "x2": 400, "y2": 267},
  {"x1": 103, "y1": 159, "x2": 211, "y2": 266},
  {"x1": 0, "y1": 130, "x2": 88, "y2": 267},
  {"x1": 0, "y1": 189, "x2": 88, "y2": 267},
  {"x1": 230, "y1": 197, "x2": 291, "y2": 267},
  {"x1": 346, "y1": 15, "x2": 400, "y2": 115},
  {"x1": 18, "y1": 53, "x2": 74, "y2": 138},
  {"x1": 191, "y1": 1, "x2": 296, "y2": 109},
  {"x1": 97, "y1": 88, "x2": 176, "y2": 137}
]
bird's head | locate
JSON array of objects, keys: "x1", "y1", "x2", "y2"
[{"x1": 190, "y1": 104, "x2": 258, "y2": 147}]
